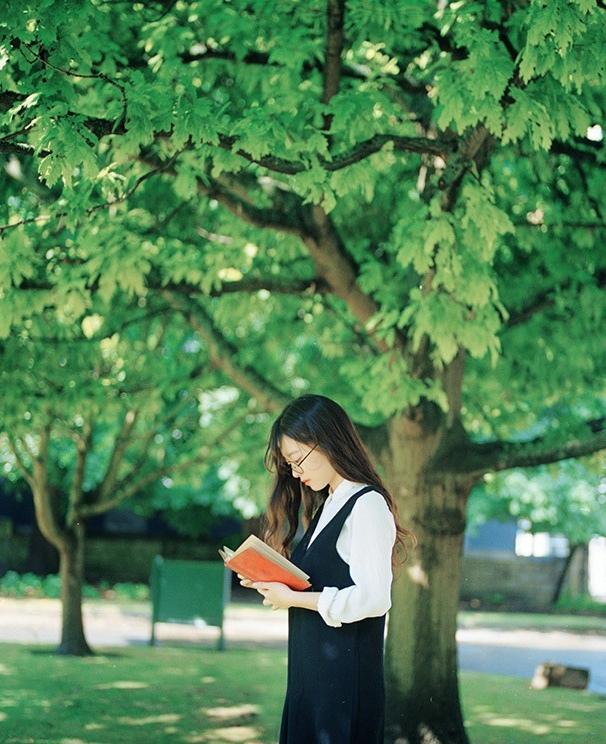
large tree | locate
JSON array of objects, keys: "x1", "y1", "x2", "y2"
[{"x1": 1, "y1": 1, "x2": 605, "y2": 741}]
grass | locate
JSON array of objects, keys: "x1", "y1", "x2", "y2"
[
  {"x1": 0, "y1": 643, "x2": 604, "y2": 743},
  {"x1": 0, "y1": 643, "x2": 286, "y2": 744},
  {"x1": 458, "y1": 610, "x2": 606, "y2": 635}
]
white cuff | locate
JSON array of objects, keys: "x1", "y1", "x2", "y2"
[{"x1": 317, "y1": 587, "x2": 342, "y2": 627}]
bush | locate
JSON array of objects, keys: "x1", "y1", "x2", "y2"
[
  {"x1": 0, "y1": 571, "x2": 149, "y2": 601},
  {"x1": 554, "y1": 592, "x2": 606, "y2": 614}
]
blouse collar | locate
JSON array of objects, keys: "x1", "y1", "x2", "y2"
[{"x1": 326, "y1": 477, "x2": 363, "y2": 504}]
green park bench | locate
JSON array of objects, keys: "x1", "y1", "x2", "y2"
[{"x1": 149, "y1": 556, "x2": 231, "y2": 650}]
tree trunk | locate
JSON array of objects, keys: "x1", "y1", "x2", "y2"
[
  {"x1": 57, "y1": 523, "x2": 92, "y2": 655},
  {"x1": 551, "y1": 542, "x2": 580, "y2": 605},
  {"x1": 383, "y1": 416, "x2": 471, "y2": 744},
  {"x1": 561, "y1": 542, "x2": 589, "y2": 598}
]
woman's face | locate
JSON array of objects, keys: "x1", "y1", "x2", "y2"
[{"x1": 279, "y1": 435, "x2": 337, "y2": 492}]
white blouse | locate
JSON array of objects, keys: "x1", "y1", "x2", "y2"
[{"x1": 307, "y1": 478, "x2": 396, "y2": 628}]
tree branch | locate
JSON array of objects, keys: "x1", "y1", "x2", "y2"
[
  {"x1": 321, "y1": 0, "x2": 346, "y2": 131},
  {"x1": 182, "y1": 42, "x2": 426, "y2": 97},
  {"x1": 0, "y1": 154, "x2": 180, "y2": 235},
  {"x1": 550, "y1": 138, "x2": 604, "y2": 164},
  {"x1": 66, "y1": 418, "x2": 93, "y2": 526},
  {"x1": 304, "y1": 205, "x2": 407, "y2": 355},
  {"x1": 0, "y1": 89, "x2": 451, "y2": 177},
  {"x1": 503, "y1": 267, "x2": 606, "y2": 330},
  {"x1": 80, "y1": 407, "x2": 251, "y2": 516},
  {"x1": 30, "y1": 420, "x2": 66, "y2": 548},
  {"x1": 136, "y1": 154, "x2": 309, "y2": 237},
  {"x1": 97, "y1": 409, "x2": 139, "y2": 502},
  {"x1": 163, "y1": 291, "x2": 290, "y2": 413},
  {"x1": 434, "y1": 418, "x2": 606, "y2": 477},
  {"x1": 18, "y1": 273, "x2": 330, "y2": 301},
  {"x1": 7, "y1": 436, "x2": 35, "y2": 488}
]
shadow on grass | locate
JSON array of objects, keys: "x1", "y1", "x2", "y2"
[
  {"x1": 462, "y1": 671, "x2": 606, "y2": 743},
  {"x1": 28, "y1": 647, "x2": 126, "y2": 658},
  {"x1": 0, "y1": 643, "x2": 284, "y2": 743}
]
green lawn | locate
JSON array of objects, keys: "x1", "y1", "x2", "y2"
[
  {"x1": 457, "y1": 610, "x2": 606, "y2": 635},
  {"x1": 0, "y1": 643, "x2": 603, "y2": 743}
]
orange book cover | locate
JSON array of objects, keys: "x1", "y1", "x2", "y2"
[{"x1": 219, "y1": 535, "x2": 311, "y2": 591}]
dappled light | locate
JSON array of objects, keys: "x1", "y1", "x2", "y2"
[
  {"x1": 117, "y1": 713, "x2": 181, "y2": 726},
  {"x1": 1, "y1": 0, "x2": 605, "y2": 739},
  {"x1": 0, "y1": 642, "x2": 604, "y2": 743},
  {"x1": 560, "y1": 701, "x2": 601, "y2": 713},
  {"x1": 95, "y1": 680, "x2": 149, "y2": 689},
  {"x1": 185, "y1": 726, "x2": 263, "y2": 743},
  {"x1": 407, "y1": 562, "x2": 429, "y2": 587},
  {"x1": 83, "y1": 723, "x2": 105, "y2": 731},
  {"x1": 479, "y1": 713, "x2": 572, "y2": 735},
  {"x1": 202, "y1": 703, "x2": 260, "y2": 720},
  {"x1": 465, "y1": 694, "x2": 605, "y2": 741}
]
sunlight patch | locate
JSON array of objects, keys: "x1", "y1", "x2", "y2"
[
  {"x1": 562, "y1": 701, "x2": 599, "y2": 712},
  {"x1": 0, "y1": 664, "x2": 11, "y2": 676},
  {"x1": 118, "y1": 714, "x2": 181, "y2": 726},
  {"x1": 201, "y1": 676, "x2": 216, "y2": 684},
  {"x1": 84, "y1": 723, "x2": 105, "y2": 731},
  {"x1": 483, "y1": 715, "x2": 553, "y2": 734},
  {"x1": 96, "y1": 680, "x2": 149, "y2": 689},
  {"x1": 407, "y1": 562, "x2": 428, "y2": 587},
  {"x1": 186, "y1": 727, "x2": 262, "y2": 743},
  {"x1": 202, "y1": 704, "x2": 259, "y2": 721},
  {"x1": 0, "y1": 712, "x2": 6, "y2": 721}
]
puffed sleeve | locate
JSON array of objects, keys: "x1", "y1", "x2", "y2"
[{"x1": 317, "y1": 490, "x2": 396, "y2": 628}]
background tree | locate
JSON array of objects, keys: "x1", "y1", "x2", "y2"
[
  {"x1": 469, "y1": 452, "x2": 606, "y2": 603},
  {"x1": 1, "y1": 1, "x2": 605, "y2": 741},
  {"x1": 0, "y1": 302, "x2": 258, "y2": 654}
]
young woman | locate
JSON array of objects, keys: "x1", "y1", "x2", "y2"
[{"x1": 238, "y1": 393, "x2": 415, "y2": 744}]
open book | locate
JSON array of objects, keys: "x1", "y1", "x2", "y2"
[{"x1": 219, "y1": 534, "x2": 311, "y2": 591}]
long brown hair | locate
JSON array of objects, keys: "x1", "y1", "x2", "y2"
[{"x1": 263, "y1": 394, "x2": 416, "y2": 568}]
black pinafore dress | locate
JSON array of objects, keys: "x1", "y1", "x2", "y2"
[{"x1": 279, "y1": 486, "x2": 386, "y2": 744}]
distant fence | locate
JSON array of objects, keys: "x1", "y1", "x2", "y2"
[{"x1": 460, "y1": 553, "x2": 568, "y2": 608}]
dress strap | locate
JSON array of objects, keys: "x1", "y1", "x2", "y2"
[{"x1": 303, "y1": 485, "x2": 378, "y2": 556}]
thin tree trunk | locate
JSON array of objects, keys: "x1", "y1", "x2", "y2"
[
  {"x1": 57, "y1": 523, "x2": 92, "y2": 655},
  {"x1": 383, "y1": 416, "x2": 471, "y2": 744},
  {"x1": 551, "y1": 543, "x2": 580, "y2": 605}
]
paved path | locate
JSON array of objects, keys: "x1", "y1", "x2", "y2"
[{"x1": 1, "y1": 598, "x2": 605, "y2": 695}]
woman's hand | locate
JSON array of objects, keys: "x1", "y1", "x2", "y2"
[
  {"x1": 252, "y1": 581, "x2": 294, "y2": 610},
  {"x1": 237, "y1": 574, "x2": 256, "y2": 589}
]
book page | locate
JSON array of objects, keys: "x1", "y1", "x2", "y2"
[{"x1": 234, "y1": 535, "x2": 309, "y2": 580}]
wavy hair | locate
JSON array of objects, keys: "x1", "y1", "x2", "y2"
[{"x1": 263, "y1": 393, "x2": 416, "y2": 569}]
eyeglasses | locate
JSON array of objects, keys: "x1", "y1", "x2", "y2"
[{"x1": 284, "y1": 443, "x2": 318, "y2": 474}]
